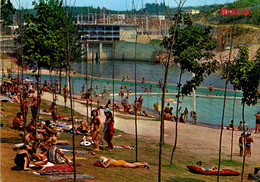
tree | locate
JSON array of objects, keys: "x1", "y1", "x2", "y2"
[
  {"x1": 161, "y1": 13, "x2": 218, "y2": 165},
  {"x1": 239, "y1": 47, "x2": 260, "y2": 181},
  {"x1": 0, "y1": 0, "x2": 16, "y2": 27}
]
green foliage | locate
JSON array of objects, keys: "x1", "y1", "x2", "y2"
[
  {"x1": 15, "y1": 0, "x2": 82, "y2": 71},
  {"x1": 0, "y1": 0, "x2": 16, "y2": 27},
  {"x1": 161, "y1": 13, "x2": 218, "y2": 95},
  {"x1": 226, "y1": 46, "x2": 260, "y2": 106}
]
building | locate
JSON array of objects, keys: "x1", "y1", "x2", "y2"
[
  {"x1": 149, "y1": 15, "x2": 165, "y2": 20},
  {"x1": 185, "y1": 9, "x2": 200, "y2": 15}
]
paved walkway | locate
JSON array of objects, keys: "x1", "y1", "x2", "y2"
[{"x1": 42, "y1": 92, "x2": 260, "y2": 164}]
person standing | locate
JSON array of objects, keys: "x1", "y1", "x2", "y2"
[
  {"x1": 49, "y1": 102, "x2": 58, "y2": 123},
  {"x1": 63, "y1": 85, "x2": 69, "y2": 107},
  {"x1": 208, "y1": 84, "x2": 213, "y2": 95},
  {"x1": 184, "y1": 108, "x2": 189, "y2": 120},
  {"x1": 103, "y1": 109, "x2": 115, "y2": 151},
  {"x1": 30, "y1": 96, "x2": 38, "y2": 120},
  {"x1": 90, "y1": 110, "x2": 101, "y2": 151},
  {"x1": 246, "y1": 132, "x2": 254, "y2": 157},
  {"x1": 119, "y1": 86, "x2": 124, "y2": 100},
  {"x1": 239, "y1": 133, "x2": 244, "y2": 157},
  {"x1": 255, "y1": 112, "x2": 260, "y2": 133}
]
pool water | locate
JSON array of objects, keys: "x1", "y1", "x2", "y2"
[{"x1": 4, "y1": 60, "x2": 258, "y2": 127}]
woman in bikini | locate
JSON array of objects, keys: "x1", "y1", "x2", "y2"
[
  {"x1": 90, "y1": 110, "x2": 102, "y2": 151},
  {"x1": 99, "y1": 156, "x2": 149, "y2": 169}
]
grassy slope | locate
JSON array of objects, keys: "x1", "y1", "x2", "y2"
[{"x1": 1, "y1": 98, "x2": 244, "y2": 182}]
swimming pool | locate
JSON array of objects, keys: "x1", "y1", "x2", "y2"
[{"x1": 17, "y1": 70, "x2": 259, "y2": 128}]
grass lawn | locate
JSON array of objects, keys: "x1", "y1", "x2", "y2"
[{"x1": 0, "y1": 99, "x2": 243, "y2": 182}]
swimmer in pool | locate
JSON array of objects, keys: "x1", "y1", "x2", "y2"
[{"x1": 99, "y1": 156, "x2": 149, "y2": 169}]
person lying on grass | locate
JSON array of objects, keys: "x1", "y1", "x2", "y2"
[{"x1": 99, "y1": 156, "x2": 149, "y2": 169}]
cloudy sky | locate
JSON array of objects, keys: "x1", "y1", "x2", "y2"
[{"x1": 11, "y1": 0, "x2": 234, "y2": 10}]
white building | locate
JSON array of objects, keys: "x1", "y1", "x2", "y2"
[{"x1": 185, "y1": 9, "x2": 200, "y2": 15}]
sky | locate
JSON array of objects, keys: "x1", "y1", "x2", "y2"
[{"x1": 11, "y1": 0, "x2": 235, "y2": 10}]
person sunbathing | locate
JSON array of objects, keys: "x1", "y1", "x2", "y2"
[
  {"x1": 99, "y1": 156, "x2": 149, "y2": 169},
  {"x1": 31, "y1": 152, "x2": 48, "y2": 168},
  {"x1": 195, "y1": 161, "x2": 221, "y2": 172}
]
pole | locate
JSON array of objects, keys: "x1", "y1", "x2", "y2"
[
  {"x1": 134, "y1": 33, "x2": 138, "y2": 162},
  {"x1": 112, "y1": 41, "x2": 115, "y2": 117},
  {"x1": 85, "y1": 42, "x2": 89, "y2": 122},
  {"x1": 231, "y1": 90, "x2": 236, "y2": 160},
  {"x1": 65, "y1": 3, "x2": 76, "y2": 181},
  {"x1": 192, "y1": 73, "x2": 196, "y2": 113}
]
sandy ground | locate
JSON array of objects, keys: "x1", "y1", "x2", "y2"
[{"x1": 42, "y1": 92, "x2": 260, "y2": 168}]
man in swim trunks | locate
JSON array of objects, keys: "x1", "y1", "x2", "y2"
[
  {"x1": 119, "y1": 86, "x2": 124, "y2": 100},
  {"x1": 13, "y1": 112, "x2": 23, "y2": 130},
  {"x1": 239, "y1": 133, "x2": 244, "y2": 156},
  {"x1": 255, "y1": 112, "x2": 260, "y2": 133},
  {"x1": 246, "y1": 132, "x2": 254, "y2": 157}
]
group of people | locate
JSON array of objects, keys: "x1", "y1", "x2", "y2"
[
  {"x1": 239, "y1": 132, "x2": 254, "y2": 157},
  {"x1": 12, "y1": 116, "x2": 70, "y2": 171}
]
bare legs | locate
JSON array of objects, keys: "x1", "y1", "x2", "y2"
[
  {"x1": 92, "y1": 130, "x2": 99, "y2": 151},
  {"x1": 23, "y1": 157, "x2": 30, "y2": 170},
  {"x1": 104, "y1": 131, "x2": 114, "y2": 151},
  {"x1": 124, "y1": 162, "x2": 149, "y2": 169}
]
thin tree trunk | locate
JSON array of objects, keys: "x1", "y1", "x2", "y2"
[
  {"x1": 112, "y1": 41, "x2": 115, "y2": 117},
  {"x1": 67, "y1": 64, "x2": 76, "y2": 181},
  {"x1": 231, "y1": 90, "x2": 236, "y2": 160},
  {"x1": 158, "y1": 63, "x2": 170, "y2": 181},
  {"x1": 217, "y1": 15, "x2": 236, "y2": 182},
  {"x1": 59, "y1": 67, "x2": 62, "y2": 94},
  {"x1": 65, "y1": 5, "x2": 76, "y2": 181},
  {"x1": 241, "y1": 102, "x2": 246, "y2": 182},
  {"x1": 90, "y1": 50, "x2": 94, "y2": 112},
  {"x1": 217, "y1": 76, "x2": 229, "y2": 181},
  {"x1": 85, "y1": 42, "x2": 88, "y2": 122},
  {"x1": 134, "y1": 35, "x2": 138, "y2": 162},
  {"x1": 35, "y1": 68, "x2": 41, "y2": 136},
  {"x1": 170, "y1": 70, "x2": 183, "y2": 165}
]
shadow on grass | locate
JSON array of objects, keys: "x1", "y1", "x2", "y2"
[
  {"x1": 166, "y1": 177, "x2": 205, "y2": 182},
  {"x1": 1, "y1": 137, "x2": 21, "y2": 144}
]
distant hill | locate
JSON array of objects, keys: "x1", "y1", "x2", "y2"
[
  {"x1": 202, "y1": 0, "x2": 260, "y2": 25},
  {"x1": 18, "y1": 1, "x2": 259, "y2": 25}
]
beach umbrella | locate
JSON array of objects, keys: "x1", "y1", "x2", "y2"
[{"x1": 0, "y1": 96, "x2": 14, "y2": 103}]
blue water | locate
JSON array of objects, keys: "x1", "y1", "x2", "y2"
[{"x1": 4, "y1": 60, "x2": 259, "y2": 127}]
